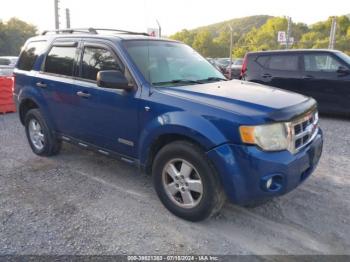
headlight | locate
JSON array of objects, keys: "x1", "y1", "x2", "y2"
[{"x1": 239, "y1": 123, "x2": 290, "y2": 151}]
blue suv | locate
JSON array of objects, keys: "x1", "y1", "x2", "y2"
[{"x1": 14, "y1": 28, "x2": 323, "y2": 221}]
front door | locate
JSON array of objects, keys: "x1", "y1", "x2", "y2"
[
  {"x1": 301, "y1": 52, "x2": 350, "y2": 114},
  {"x1": 72, "y1": 41, "x2": 140, "y2": 157}
]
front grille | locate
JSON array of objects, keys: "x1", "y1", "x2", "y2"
[{"x1": 290, "y1": 110, "x2": 319, "y2": 153}]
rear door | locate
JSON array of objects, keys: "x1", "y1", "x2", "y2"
[
  {"x1": 260, "y1": 53, "x2": 303, "y2": 94},
  {"x1": 301, "y1": 52, "x2": 350, "y2": 114},
  {"x1": 36, "y1": 39, "x2": 82, "y2": 138}
]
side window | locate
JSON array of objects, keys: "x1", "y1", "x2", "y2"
[
  {"x1": 44, "y1": 46, "x2": 77, "y2": 77},
  {"x1": 17, "y1": 41, "x2": 47, "y2": 71},
  {"x1": 81, "y1": 46, "x2": 123, "y2": 81},
  {"x1": 0, "y1": 58, "x2": 11, "y2": 66},
  {"x1": 267, "y1": 55, "x2": 299, "y2": 71},
  {"x1": 304, "y1": 54, "x2": 342, "y2": 72},
  {"x1": 256, "y1": 56, "x2": 269, "y2": 67}
]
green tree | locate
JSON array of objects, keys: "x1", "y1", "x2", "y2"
[
  {"x1": 192, "y1": 30, "x2": 214, "y2": 57},
  {"x1": 171, "y1": 15, "x2": 350, "y2": 58},
  {"x1": 170, "y1": 29, "x2": 196, "y2": 46},
  {"x1": 0, "y1": 17, "x2": 37, "y2": 56},
  {"x1": 298, "y1": 16, "x2": 350, "y2": 51}
]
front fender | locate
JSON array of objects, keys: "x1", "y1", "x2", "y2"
[{"x1": 138, "y1": 111, "x2": 228, "y2": 165}]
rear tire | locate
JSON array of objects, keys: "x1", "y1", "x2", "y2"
[
  {"x1": 24, "y1": 109, "x2": 61, "y2": 156},
  {"x1": 152, "y1": 141, "x2": 226, "y2": 222}
]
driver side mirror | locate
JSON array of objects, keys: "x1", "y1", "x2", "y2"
[
  {"x1": 97, "y1": 70, "x2": 132, "y2": 90},
  {"x1": 337, "y1": 66, "x2": 350, "y2": 75}
]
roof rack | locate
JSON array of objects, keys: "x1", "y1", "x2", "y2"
[{"x1": 41, "y1": 28, "x2": 149, "y2": 36}]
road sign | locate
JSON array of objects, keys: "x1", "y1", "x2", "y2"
[
  {"x1": 147, "y1": 28, "x2": 160, "y2": 37},
  {"x1": 277, "y1": 31, "x2": 286, "y2": 43}
]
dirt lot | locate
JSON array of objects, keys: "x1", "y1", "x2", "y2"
[{"x1": 0, "y1": 112, "x2": 349, "y2": 255}]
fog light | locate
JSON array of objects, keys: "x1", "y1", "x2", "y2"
[
  {"x1": 261, "y1": 174, "x2": 283, "y2": 192},
  {"x1": 266, "y1": 178, "x2": 273, "y2": 189}
]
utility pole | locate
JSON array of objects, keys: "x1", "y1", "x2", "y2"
[
  {"x1": 54, "y1": 0, "x2": 60, "y2": 30},
  {"x1": 66, "y1": 8, "x2": 71, "y2": 29},
  {"x1": 228, "y1": 25, "x2": 233, "y2": 80},
  {"x1": 329, "y1": 17, "x2": 337, "y2": 49},
  {"x1": 156, "y1": 20, "x2": 161, "y2": 38},
  {"x1": 286, "y1": 16, "x2": 292, "y2": 49}
]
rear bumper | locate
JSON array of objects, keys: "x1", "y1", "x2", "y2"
[{"x1": 207, "y1": 129, "x2": 323, "y2": 205}]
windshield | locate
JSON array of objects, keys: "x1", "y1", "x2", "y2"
[
  {"x1": 123, "y1": 40, "x2": 224, "y2": 87},
  {"x1": 234, "y1": 59, "x2": 243, "y2": 66},
  {"x1": 336, "y1": 52, "x2": 350, "y2": 65}
]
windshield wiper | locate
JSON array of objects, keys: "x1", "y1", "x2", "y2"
[
  {"x1": 199, "y1": 77, "x2": 228, "y2": 82},
  {"x1": 152, "y1": 79, "x2": 203, "y2": 86}
]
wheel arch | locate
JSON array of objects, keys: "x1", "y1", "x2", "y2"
[
  {"x1": 139, "y1": 112, "x2": 228, "y2": 174},
  {"x1": 19, "y1": 98, "x2": 40, "y2": 125},
  {"x1": 143, "y1": 133, "x2": 207, "y2": 175}
]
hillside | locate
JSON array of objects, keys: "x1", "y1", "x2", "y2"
[
  {"x1": 192, "y1": 15, "x2": 272, "y2": 37},
  {"x1": 171, "y1": 15, "x2": 350, "y2": 57},
  {"x1": 170, "y1": 15, "x2": 271, "y2": 57}
]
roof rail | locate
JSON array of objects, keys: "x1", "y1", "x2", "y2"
[{"x1": 41, "y1": 28, "x2": 149, "y2": 36}]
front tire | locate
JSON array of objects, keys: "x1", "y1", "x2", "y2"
[
  {"x1": 25, "y1": 109, "x2": 61, "y2": 156},
  {"x1": 152, "y1": 141, "x2": 225, "y2": 221}
]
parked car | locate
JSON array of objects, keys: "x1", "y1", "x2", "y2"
[
  {"x1": 14, "y1": 29, "x2": 323, "y2": 221},
  {"x1": 225, "y1": 58, "x2": 243, "y2": 79},
  {"x1": 241, "y1": 49, "x2": 350, "y2": 116},
  {"x1": 214, "y1": 58, "x2": 231, "y2": 73},
  {"x1": 0, "y1": 56, "x2": 18, "y2": 76},
  {"x1": 206, "y1": 57, "x2": 222, "y2": 72}
]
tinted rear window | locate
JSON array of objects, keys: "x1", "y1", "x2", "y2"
[
  {"x1": 17, "y1": 41, "x2": 47, "y2": 71},
  {"x1": 44, "y1": 46, "x2": 77, "y2": 77},
  {"x1": 256, "y1": 56, "x2": 269, "y2": 67},
  {"x1": 266, "y1": 55, "x2": 299, "y2": 71}
]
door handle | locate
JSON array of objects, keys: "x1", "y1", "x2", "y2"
[
  {"x1": 76, "y1": 91, "x2": 91, "y2": 98},
  {"x1": 36, "y1": 82, "x2": 47, "y2": 88},
  {"x1": 262, "y1": 73, "x2": 272, "y2": 78},
  {"x1": 303, "y1": 75, "x2": 314, "y2": 80}
]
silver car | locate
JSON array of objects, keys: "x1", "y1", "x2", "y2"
[{"x1": 0, "y1": 56, "x2": 18, "y2": 76}]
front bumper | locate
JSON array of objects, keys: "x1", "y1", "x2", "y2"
[{"x1": 207, "y1": 129, "x2": 323, "y2": 205}]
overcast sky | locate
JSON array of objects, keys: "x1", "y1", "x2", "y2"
[{"x1": 0, "y1": 0, "x2": 349, "y2": 35}]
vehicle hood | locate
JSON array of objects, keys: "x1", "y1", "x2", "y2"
[{"x1": 158, "y1": 80, "x2": 316, "y2": 122}]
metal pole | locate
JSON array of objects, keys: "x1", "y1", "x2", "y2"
[
  {"x1": 329, "y1": 17, "x2": 337, "y2": 49},
  {"x1": 286, "y1": 17, "x2": 292, "y2": 49},
  {"x1": 66, "y1": 8, "x2": 71, "y2": 29},
  {"x1": 229, "y1": 25, "x2": 233, "y2": 80},
  {"x1": 54, "y1": 0, "x2": 60, "y2": 30},
  {"x1": 156, "y1": 19, "x2": 161, "y2": 38}
]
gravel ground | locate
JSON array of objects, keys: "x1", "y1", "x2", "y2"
[{"x1": 0, "y1": 112, "x2": 349, "y2": 255}]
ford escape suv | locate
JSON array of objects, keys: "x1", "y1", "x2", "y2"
[{"x1": 14, "y1": 28, "x2": 323, "y2": 221}]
